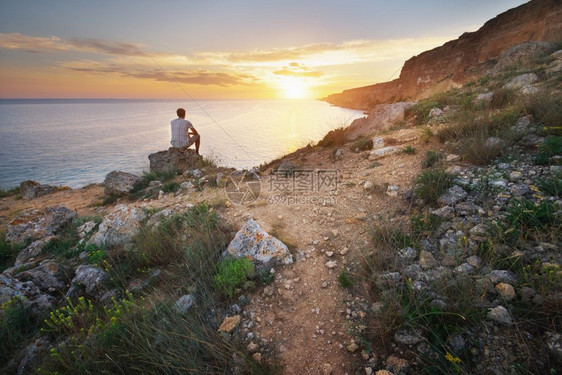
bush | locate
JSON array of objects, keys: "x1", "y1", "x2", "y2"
[
  {"x1": 490, "y1": 87, "x2": 516, "y2": 109},
  {"x1": 506, "y1": 198, "x2": 556, "y2": 230},
  {"x1": 162, "y1": 181, "x2": 180, "y2": 193},
  {"x1": 414, "y1": 170, "x2": 456, "y2": 205},
  {"x1": 1, "y1": 298, "x2": 40, "y2": 366},
  {"x1": 349, "y1": 137, "x2": 373, "y2": 152},
  {"x1": 0, "y1": 233, "x2": 23, "y2": 272},
  {"x1": 0, "y1": 187, "x2": 19, "y2": 198},
  {"x1": 406, "y1": 100, "x2": 441, "y2": 125},
  {"x1": 535, "y1": 136, "x2": 562, "y2": 165},
  {"x1": 522, "y1": 90, "x2": 562, "y2": 131},
  {"x1": 338, "y1": 269, "x2": 355, "y2": 288},
  {"x1": 318, "y1": 127, "x2": 347, "y2": 147},
  {"x1": 401, "y1": 145, "x2": 417, "y2": 154},
  {"x1": 422, "y1": 150, "x2": 444, "y2": 168},
  {"x1": 537, "y1": 174, "x2": 562, "y2": 197},
  {"x1": 214, "y1": 258, "x2": 255, "y2": 298}
]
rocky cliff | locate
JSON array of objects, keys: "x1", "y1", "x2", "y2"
[{"x1": 324, "y1": 0, "x2": 562, "y2": 109}]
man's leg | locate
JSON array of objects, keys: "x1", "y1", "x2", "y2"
[
  {"x1": 195, "y1": 135, "x2": 200, "y2": 155},
  {"x1": 187, "y1": 134, "x2": 201, "y2": 155}
]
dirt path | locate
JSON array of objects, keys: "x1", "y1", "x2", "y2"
[{"x1": 221, "y1": 128, "x2": 434, "y2": 374}]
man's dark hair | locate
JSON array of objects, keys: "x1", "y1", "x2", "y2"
[{"x1": 177, "y1": 108, "x2": 186, "y2": 118}]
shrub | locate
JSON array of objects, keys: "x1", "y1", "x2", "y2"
[
  {"x1": 0, "y1": 233, "x2": 23, "y2": 272},
  {"x1": 350, "y1": 136, "x2": 373, "y2": 152},
  {"x1": 410, "y1": 212, "x2": 442, "y2": 237},
  {"x1": 338, "y1": 269, "x2": 355, "y2": 288},
  {"x1": 142, "y1": 166, "x2": 180, "y2": 183},
  {"x1": 522, "y1": 90, "x2": 562, "y2": 131},
  {"x1": 490, "y1": 87, "x2": 516, "y2": 109},
  {"x1": 162, "y1": 181, "x2": 180, "y2": 193},
  {"x1": 214, "y1": 258, "x2": 255, "y2": 298},
  {"x1": 414, "y1": 170, "x2": 456, "y2": 205},
  {"x1": 1, "y1": 297, "x2": 40, "y2": 365},
  {"x1": 401, "y1": 145, "x2": 417, "y2": 154},
  {"x1": 0, "y1": 187, "x2": 19, "y2": 198},
  {"x1": 535, "y1": 136, "x2": 562, "y2": 165},
  {"x1": 537, "y1": 174, "x2": 562, "y2": 197},
  {"x1": 506, "y1": 198, "x2": 556, "y2": 230},
  {"x1": 422, "y1": 150, "x2": 444, "y2": 168},
  {"x1": 318, "y1": 127, "x2": 347, "y2": 147},
  {"x1": 406, "y1": 100, "x2": 441, "y2": 125}
]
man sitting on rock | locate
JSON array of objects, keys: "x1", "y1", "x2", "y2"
[{"x1": 170, "y1": 108, "x2": 200, "y2": 155}]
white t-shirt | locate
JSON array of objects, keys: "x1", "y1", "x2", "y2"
[{"x1": 170, "y1": 118, "x2": 194, "y2": 148}]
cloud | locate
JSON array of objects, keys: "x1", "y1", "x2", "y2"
[
  {"x1": 0, "y1": 33, "x2": 147, "y2": 56},
  {"x1": 65, "y1": 61, "x2": 256, "y2": 86},
  {"x1": 273, "y1": 62, "x2": 323, "y2": 78}
]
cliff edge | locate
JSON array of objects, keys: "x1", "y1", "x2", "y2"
[{"x1": 323, "y1": 0, "x2": 562, "y2": 109}]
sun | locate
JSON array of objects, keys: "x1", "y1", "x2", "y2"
[{"x1": 278, "y1": 76, "x2": 309, "y2": 99}]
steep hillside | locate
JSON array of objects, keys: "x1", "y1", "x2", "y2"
[{"x1": 324, "y1": 0, "x2": 562, "y2": 109}]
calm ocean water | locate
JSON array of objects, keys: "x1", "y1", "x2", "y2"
[{"x1": 0, "y1": 99, "x2": 362, "y2": 189}]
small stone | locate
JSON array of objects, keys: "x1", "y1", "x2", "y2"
[
  {"x1": 432, "y1": 206, "x2": 454, "y2": 219},
  {"x1": 326, "y1": 261, "x2": 338, "y2": 269},
  {"x1": 398, "y1": 247, "x2": 417, "y2": 262},
  {"x1": 340, "y1": 247, "x2": 349, "y2": 256},
  {"x1": 509, "y1": 171, "x2": 523, "y2": 181},
  {"x1": 335, "y1": 148, "x2": 344, "y2": 160},
  {"x1": 419, "y1": 251, "x2": 437, "y2": 269},
  {"x1": 386, "y1": 185, "x2": 399, "y2": 197},
  {"x1": 466, "y1": 255, "x2": 482, "y2": 269},
  {"x1": 375, "y1": 371, "x2": 394, "y2": 375},
  {"x1": 495, "y1": 283, "x2": 516, "y2": 300},
  {"x1": 454, "y1": 263, "x2": 475, "y2": 275},
  {"x1": 347, "y1": 341, "x2": 359, "y2": 352},
  {"x1": 487, "y1": 305, "x2": 512, "y2": 325},
  {"x1": 364, "y1": 181, "x2": 375, "y2": 191},
  {"x1": 218, "y1": 315, "x2": 241, "y2": 333},
  {"x1": 469, "y1": 224, "x2": 488, "y2": 242},
  {"x1": 174, "y1": 294, "x2": 194, "y2": 314},
  {"x1": 365, "y1": 367, "x2": 374, "y2": 375},
  {"x1": 322, "y1": 363, "x2": 333, "y2": 375},
  {"x1": 446, "y1": 154, "x2": 460, "y2": 162},
  {"x1": 247, "y1": 342, "x2": 259, "y2": 353},
  {"x1": 429, "y1": 107, "x2": 444, "y2": 118},
  {"x1": 252, "y1": 352, "x2": 262, "y2": 363},
  {"x1": 394, "y1": 329, "x2": 422, "y2": 345},
  {"x1": 326, "y1": 251, "x2": 334, "y2": 257},
  {"x1": 372, "y1": 137, "x2": 385, "y2": 149}
]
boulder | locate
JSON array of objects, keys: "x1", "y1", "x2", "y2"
[
  {"x1": 504, "y1": 73, "x2": 538, "y2": 90},
  {"x1": 225, "y1": 219, "x2": 293, "y2": 266},
  {"x1": 369, "y1": 146, "x2": 398, "y2": 159},
  {"x1": 438, "y1": 185, "x2": 468, "y2": 206},
  {"x1": 148, "y1": 147, "x2": 201, "y2": 175},
  {"x1": 6, "y1": 206, "x2": 76, "y2": 245},
  {"x1": 174, "y1": 294, "x2": 195, "y2": 314},
  {"x1": 15, "y1": 238, "x2": 52, "y2": 266},
  {"x1": 19, "y1": 180, "x2": 57, "y2": 200},
  {"x1": 16, "y1": 260, "x2": 67, "y2": 293},
  {"x1": 88, "y1": 204, "x2": 146, "y2": 248},
  {"x1": 103, "y1": 171, "x2": 143, "y2": 196},
  {"x1": 428, "y1": 107, "x2": 444, "y2": 118},
  {"x1": 67, "y1": 265, "x2": 108, "y2": 298},
  {"x1": 492, "y1": 41, "x2": 553, "y2": 72},
  {"x1": 347, "y1": 102, "x2": 414, "y2": 138},
  {"x1": 0, "y1": 274, "x2": 55, "y2": 316}
]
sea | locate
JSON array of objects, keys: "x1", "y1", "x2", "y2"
[{"x1": 0, "y1": 99, "x2": 363, "y2": 189}]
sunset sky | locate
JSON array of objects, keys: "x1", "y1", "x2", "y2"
[{"x1": 0, "y1": 0, "x2": 527, "y2": 100}]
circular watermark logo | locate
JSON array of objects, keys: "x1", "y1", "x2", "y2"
[{"x1": 224, "y1": 171, "x2": 261, "y2": 205}]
